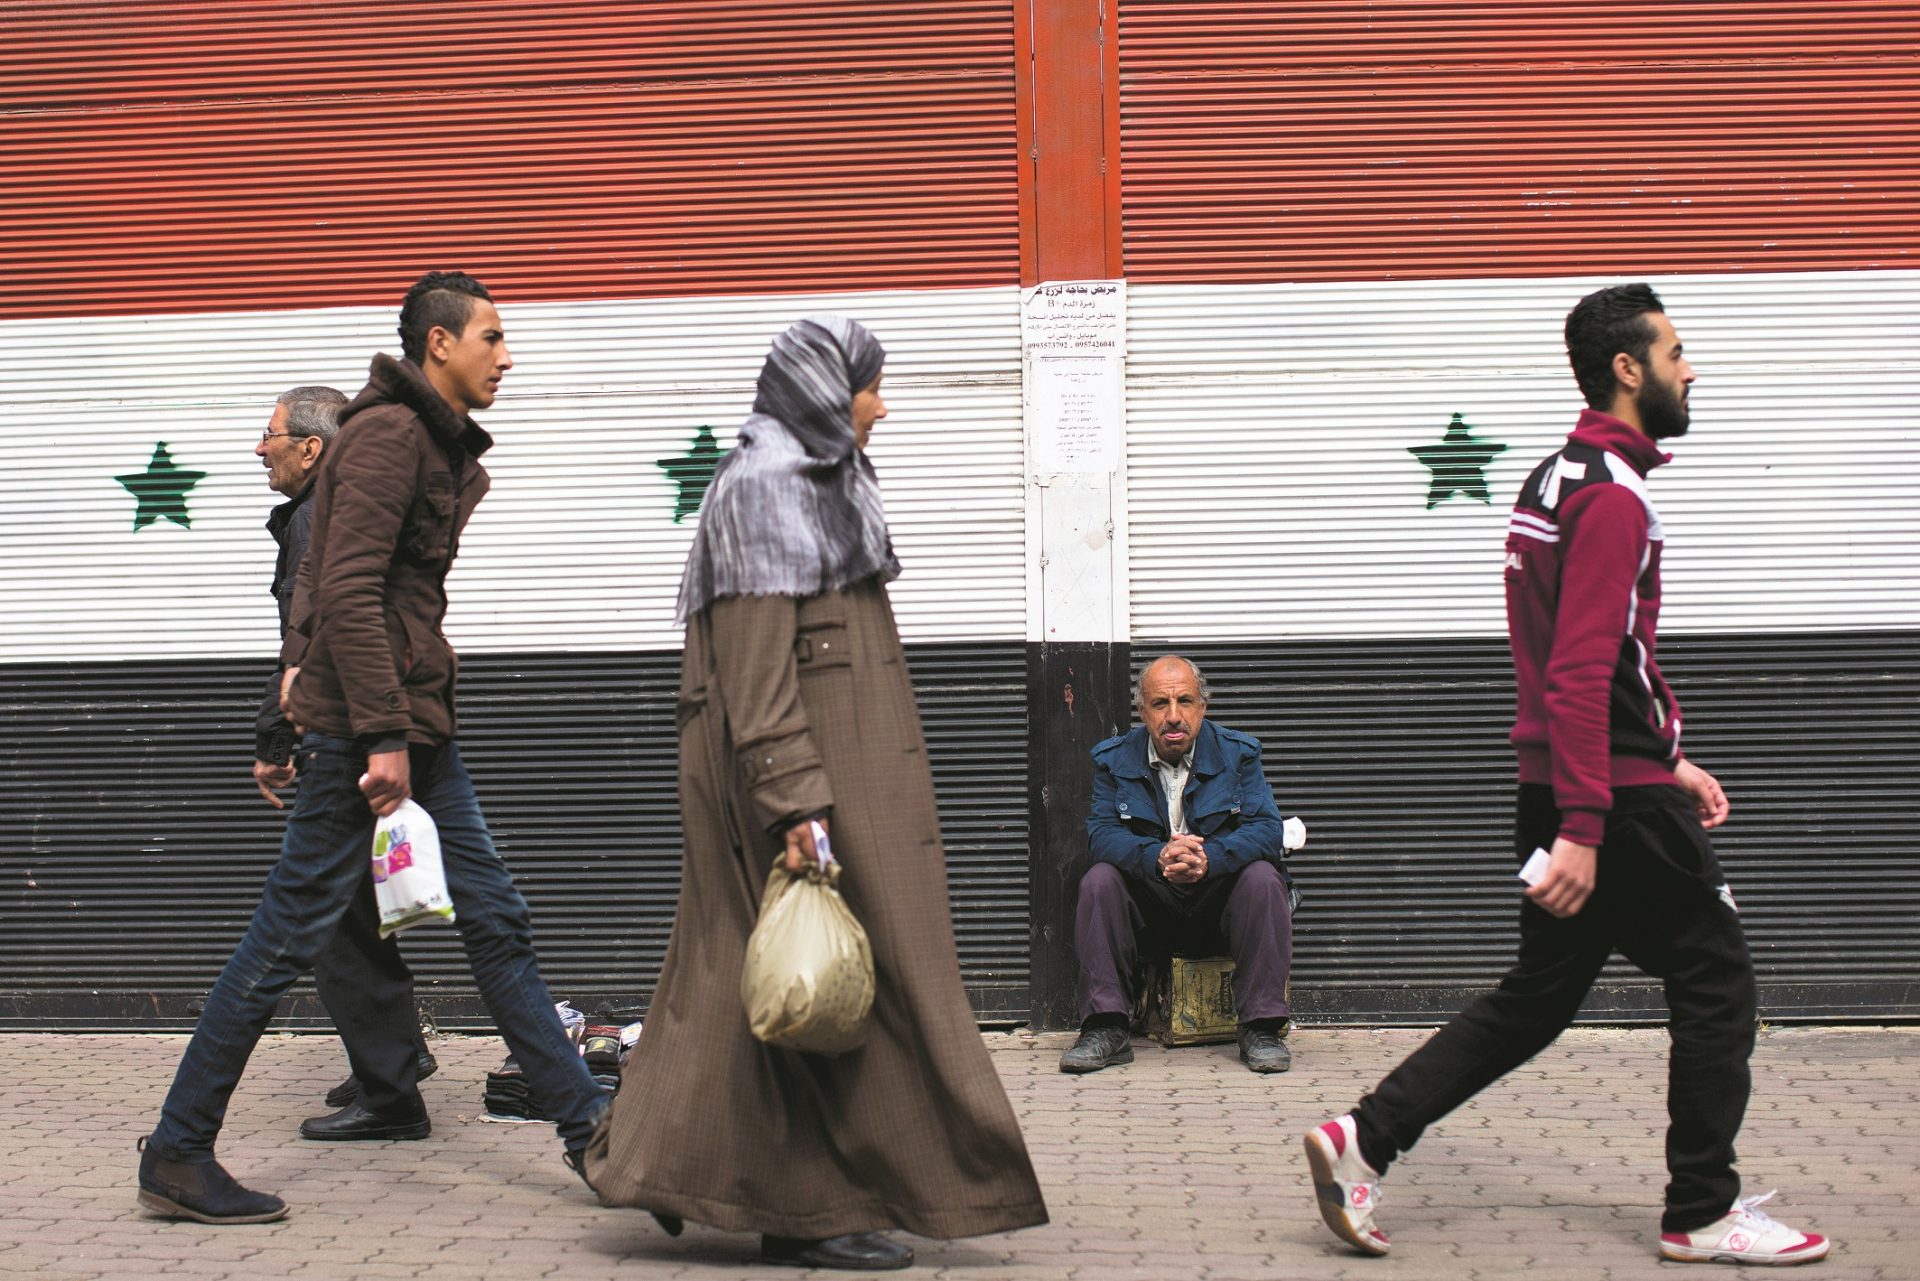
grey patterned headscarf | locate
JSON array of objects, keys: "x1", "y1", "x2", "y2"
[{"x1": 675, "y1": 316, "x2": 900, "y2": 623}]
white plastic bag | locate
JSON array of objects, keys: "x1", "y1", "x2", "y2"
[{"x1": 371, "y1": 799, "x2": 455, "y2": 938}]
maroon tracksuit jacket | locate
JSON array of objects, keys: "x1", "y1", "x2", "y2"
[{"x1": 1505, "y1": 410, "x2": 1683, "y2": 846}]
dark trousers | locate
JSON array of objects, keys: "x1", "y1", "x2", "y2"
[
  {"x1": 150, "y1": 735, "x2": 605, "y2": 1161},
  {"x1": 1351, "y1": 784, "x2": 1757, "y2": 1232},
  {"x1": 310, "y1": 867, "x2": 428, "y2": 1112},
  {"x1": 1074, "y1": 858, "x2": 1294, "y2": 1026}
]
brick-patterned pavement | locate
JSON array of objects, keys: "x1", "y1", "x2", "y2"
[{"x1": 1, "y1": 1026, "x2": 1911, "y2": 1280}]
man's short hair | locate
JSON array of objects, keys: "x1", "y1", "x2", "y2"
[
  {"x1": 1565, "y1": 283, "x2": 1665, "y2": 410},
  {"x1": 276, "y1": 385, "x2": 347, "y2": 440},
  {"x1": 1135, "y1": 655, "x2": 1211, "y2": 709},
  {"x1": 398, "y1": 271, "x2": 494, "y2": 365}
]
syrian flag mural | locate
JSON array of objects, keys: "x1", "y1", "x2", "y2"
[{"x1": 2, "y1": 0, "x2": 1918, "y2": 1027}]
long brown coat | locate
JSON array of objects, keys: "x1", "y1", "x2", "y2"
[{"x1": 584, "y1": 578, "x2": 1048, "y2": 1240}]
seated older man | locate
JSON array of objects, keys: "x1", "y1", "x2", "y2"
[{"x1": 1061, "y1": 655, "x2": 1297, "y2": 1074}]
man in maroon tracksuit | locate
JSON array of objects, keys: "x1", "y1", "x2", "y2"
[{"x1": 1304, "y1": 285, "x2": 1831, "y2": 1266}]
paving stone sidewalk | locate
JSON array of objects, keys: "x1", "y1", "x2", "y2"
[{"x1": 1, "y1": 1026, "x2": 1912, "y2": 1280}]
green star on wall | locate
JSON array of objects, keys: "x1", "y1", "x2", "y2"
[
  {"x1": 657, "y1": 426, "x2": 721, "y2": 524},
  {"x1": 1409, "y1": 413, "x2": 1507, "y2": 509},
  {"x1": 116, "y1": 442, "x2": 206, "y2": 531}
]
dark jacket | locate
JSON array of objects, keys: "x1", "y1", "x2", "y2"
[
  {"x1": 280, "y1": 354, "x2": 492, "y2": 745},
  {"x1": 1086, "y1": 720, "x2": 1289, "y2": 884},
  {"x1": 253, "y1": 478, "x2": 317, "y2": 763},
  {"x1": 1505, "y1": 409, "x2": 1680, "y2": 846}
]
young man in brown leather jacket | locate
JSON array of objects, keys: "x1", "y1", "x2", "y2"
[{"x1": 138, "y1": 272, "x2": 606, "y2": 1225}]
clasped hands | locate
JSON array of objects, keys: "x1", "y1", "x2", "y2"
[{"x1": 1157, "y1": 834, "x2": 1208, "y2": 885}]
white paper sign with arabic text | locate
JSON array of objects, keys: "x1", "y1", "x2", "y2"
[{"x1": 1022, "y1": 280, "x2": 1125, "y2": 474}]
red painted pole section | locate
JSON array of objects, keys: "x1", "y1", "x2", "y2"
[{"x1": 1024, "y1": 0, "x2": 1122, "y2": 283}]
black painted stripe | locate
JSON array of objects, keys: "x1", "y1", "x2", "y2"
[
  {"x1": 0, "y1": 645, "x2": 1030, "y2": 1030},
  {"x1": 2, "y1": 631, "x2": 1915, "y2": 1030},
  {"x1": 1149, "y1": 631, "x2": 1920, "y2": 1023}
]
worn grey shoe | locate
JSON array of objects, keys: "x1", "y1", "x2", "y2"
[
  {"x1": 1238, "y1": 1024, "x2": 1292, "y2": 1073},
  {"x1": 1058, "y1": 1023, "x2": 1134, "y2": 1073}
]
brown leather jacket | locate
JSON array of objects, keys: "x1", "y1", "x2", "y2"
[{"x1": 279, "y1": 354, "x2": 492, "y2": 745}]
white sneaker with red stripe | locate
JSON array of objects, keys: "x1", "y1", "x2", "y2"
[
  {"x1": 1659, "y1": 1192, "x2": 1831, "y2": 1266},
  {"x1": 1304, "y1": 1114, "x2": 1390, "y2": 1256}
]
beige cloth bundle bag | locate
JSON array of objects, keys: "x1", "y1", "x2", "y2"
[{"x1": 741, "y1": 822, "x2": 875, "y2": 1055}]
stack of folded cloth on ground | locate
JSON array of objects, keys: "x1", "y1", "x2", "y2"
[{"x1": 482, "y1": 1000, "x2": 642, "y2": 1123}]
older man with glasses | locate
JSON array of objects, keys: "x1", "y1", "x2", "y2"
[{"x1": 251, "y1": 384, "x2": 438, "y2": 1136}]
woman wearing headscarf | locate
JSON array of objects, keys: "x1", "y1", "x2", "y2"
[{"x1": 582, "y1": 317, "x2": 1048, "y2": 1270}]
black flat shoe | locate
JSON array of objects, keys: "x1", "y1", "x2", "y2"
[
  {"x1": 299, "y1": 1100, "x2": 430, "y2": 1142},
  {"x1": 325, "y1": 1048, "x2": 438, "y2": 1108},
  {"x1": 136, "y1": 1138, "x2": 288, "y2": 1225},
  {"x1": 762, "y1": 1232, "x2": 914, "y2": 1271}
]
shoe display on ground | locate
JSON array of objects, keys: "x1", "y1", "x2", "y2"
[
  {"x1": 326, "y1": 1047, "x2": 439, "y2": 1109},
  {"x1": 136, "y1": 1138, "x2": 289, "y2": 1225},
  {"x1": 1058, "y1": 1023, "x2": 1134, "y2": 1074},
  {"x1": 762, "y1": 1232, "x2": 914, "y2": 1271},
  {"x1": 1237, "y1": 1024, "x2": 1292, "y2": 1073},
  {"x1": 298, "y1": 1100, "x2": 431, "y2": 1142},
  {"x1": 1304, "y1": 1114, "x2": 1390, "y2": 1256},
  {"x1": 1659, "y1": 1192, "x2": 1831, "y2": 1266}
]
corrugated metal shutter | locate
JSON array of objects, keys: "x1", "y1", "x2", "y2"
[
  {"x1": 1117, "y1": 0, "x2": 1920, "y2": 281},
  {"x1": 0, "y1": 643, "x2": 1031, "y2": 1029},
  {"x1": 0, "y1": 1, "x2": 1022, "y2": 316},
  {"x1": 1115, "y1": 2, "x2": 1920, "y2": 1019},
  {"x1": 1123, "y1": 273, "x2": 1920, "y2": 1021},
  {"x1": 0, "y1": 2, "x2": 1031, "y2": 1025}
]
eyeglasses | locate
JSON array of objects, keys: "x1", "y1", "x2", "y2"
[{"x1": 260, "y1": 428, "x2": 300, "y2": 444}]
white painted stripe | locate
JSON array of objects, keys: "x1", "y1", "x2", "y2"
[
  {"x1": 0, "y1": 286, "x2": 1026, "y2": 662},
  {"x1": 1126, "y1": 269, "x2": 1920, "y2": 640}
]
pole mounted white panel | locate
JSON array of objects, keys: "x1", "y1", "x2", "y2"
[{"x1": 1022, "y1": 280, "x2": 1130, "y2": 646}]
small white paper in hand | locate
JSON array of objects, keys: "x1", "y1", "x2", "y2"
[
  {"x1": 372, "y1": 799, "x2": 456, "y2": 938},
  {"x1": 1518, "y1": 847, "x2": 1552, "y2": 888}
]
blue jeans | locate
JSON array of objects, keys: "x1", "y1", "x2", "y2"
[{"x1": 150, "y1": 735, "x2": 605, "y2": 1161}]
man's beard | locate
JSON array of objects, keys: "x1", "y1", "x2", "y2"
[{"x1": 1638, "y1": 376, "x2": 1690, "y2": 440}]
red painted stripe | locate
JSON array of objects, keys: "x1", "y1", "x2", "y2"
[
  {"x1": 0, "y1": 2, "x2": 1019, "y2": 318},
  {"x1": 1119, "y1": 0, "x2": 1920, "y2": 281},
  {"x1": 0, "y1": 1, "x2": 1016, "y2": 106}
]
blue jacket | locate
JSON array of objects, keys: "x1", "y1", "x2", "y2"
[{"x1": 1086, "y1": 720, "x2": 1289, "y2": 884}]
